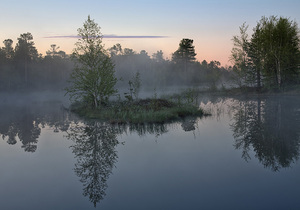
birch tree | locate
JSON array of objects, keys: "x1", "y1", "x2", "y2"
[{"x1": 66, "y1": 16, "x2": 117, "y2": 108}]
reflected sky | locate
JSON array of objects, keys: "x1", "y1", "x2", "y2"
[{"x1": 0, "y1": 96, "x2": 300, "y2": 209}]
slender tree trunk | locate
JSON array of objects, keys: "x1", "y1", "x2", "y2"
[
  {"x1": 93, "y1": 92, "x2": 98, "y2": 108},
  {"x1": 94, "y1": 96, "x2": 98, "y2": 108}
]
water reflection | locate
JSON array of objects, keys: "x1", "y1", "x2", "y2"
[
  {"x1": 230, "y1": 96, "x2": 300, "y2": 171},
  {"x1": 128, "y1": 122, "x2": 168, "y2": 137},
  {"x1": 0, "y1": 100, "x2": 200, "y2": 207},
  {"x1": 2, "y1": 96, "x2": 300, "y2": 207},
  {"x1": 67, "y1": 122, "x2": 119, "y2": 207},
  {"x1": 181, "y1": 117, "x2": 197, "y2": 131},
  {"x1": 0, "y1": 102, "x2": 75, "y2": 152},
  {"x1": 66, "y1": 121, "x2": 185, "y2": 206}
]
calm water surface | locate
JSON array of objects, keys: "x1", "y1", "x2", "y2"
[{"x1": 0, "y1": 94, "x2": 300, "y2": 210}]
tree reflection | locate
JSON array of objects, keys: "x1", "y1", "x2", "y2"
[
  {"x1": 128, "y1": 122, "x2": 168, "y2": 137},
  {"x1": 0, "y1": 99, "x2": 201, "y2": 206},
  {"x1": 17, "y1": 107, "x2": 41, "y2": 152},
  {"x1": 67, "y1": 122, "x2": 119, "y2": 207},
  {"x1": 181, "y1": 117, "x2": 197, "y2": 132},
  {"x1": 66, "y1": 121, "x2": 173, "y2": 206},
  {"x1": 231, "y1": 97, "x2": 300, "y2": 171},
  {"x1": 0, "y1": 105, "x2": 39, "y2": 152},
  {"x1": 0, "y1": 102, "x2": 76, "y2": 152}
]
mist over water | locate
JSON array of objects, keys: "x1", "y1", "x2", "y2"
[{"x1": 0, "y1": 95, "x2": 300, "y2": 209}]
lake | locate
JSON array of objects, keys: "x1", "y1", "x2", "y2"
[{"x1": 0, "y1": 93, "x2": 300, "y2": 210}]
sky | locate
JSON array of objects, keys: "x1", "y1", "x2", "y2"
[{"x1": 1, "y1": 0, "x2": 300, "y2": 66}]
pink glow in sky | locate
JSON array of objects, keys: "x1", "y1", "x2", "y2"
[{"x1": 1, "y1": 0, "x2": 300, "y2": 66}]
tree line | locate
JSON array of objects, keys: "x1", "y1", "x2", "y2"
[
  {"x1": 0, "y1": 29, "x2": 229, "y2": 94},
  {"x1": 0, "y1": 33, "x2": 73, "y2": 91},
  {"x1": 1, "y1": 15, "x2": 299, "y2": 95}
]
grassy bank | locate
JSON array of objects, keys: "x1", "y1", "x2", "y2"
[{"x1": 70, "y1": 98, "x2": 205, "y2": 124}]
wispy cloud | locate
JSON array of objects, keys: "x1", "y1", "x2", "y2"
[{"x1": 44, "y1": 35, "x2": 168, "y2": 39}]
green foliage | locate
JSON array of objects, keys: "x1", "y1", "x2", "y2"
[
  {"x1": 256, "y1": 16, "x2": 300, "y2": 89},
  {"x1": 231, "y1": 16, "x2": 300, "y2": 91},
  {"x1": 230, "y1": 23, "x2": 251, "y2": 87},
  {"x1": 66, "y1": 16, "x2": 117, "y2": 108}
]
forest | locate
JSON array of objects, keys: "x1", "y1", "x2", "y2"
[
  {"x1": 0, "y1": 36, "x2": 230, "y2": 93},
  {"x1": 0, "y1": 16, "x2": 299, "y2": 94}
]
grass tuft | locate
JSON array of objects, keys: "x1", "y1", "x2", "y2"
[{"x1": 70, "y1": 97, "x2": 205, "y2": 124}]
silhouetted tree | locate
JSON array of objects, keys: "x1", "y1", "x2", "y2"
[
  {"x1": 207, "y1": 61, "x2": 221, "y2": 89},
  {"x1": 152, "y1": 50, "x2": 164, "y2": 63},
  {"x1": 123, "y1": 48, "x2": 135, "y2": 56},
  {"x1": 45, "y1": 44, "x2": 67, "y2": 58},
  {"x1": 14, "y1": 32, "x2": 38, "y2": 87},
  {"x1": 109, "y1": 43, "x2": 123, "y2": 57},
  {"x1": 0, "y1": 39, "x2": 15, "y2": 89},
  {"x1": 46, "y1": 44, "x2": 60, "y2": 57},
  {"x1": 2, "y1": 39, "x2": 14, "y2": 59},
  {"x1": 172, "y1": 38, "x2": 197, "y2": 71}
]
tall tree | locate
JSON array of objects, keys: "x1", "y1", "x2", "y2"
[
  {"x1": 172, "y1": 38, "x2": 197, "y2": 69},
  {"x1": 66, "y1": 16, "x2": 117, "y2": 108},
  {"x1": 0, "y1": 39, "x2": 15, "y2": 89},
  {"x1": 247, "y1": 23, "x2": 264, "y2": 90},
  {"x1": 230, "y1": 23, "x2": 251, "y2": 87},
  {"x1": 14, "y1": 32, "x2": 38, "y2": 86},
  {"x1": 258, "y1": 16, "x2": 300, "y2": 89}
]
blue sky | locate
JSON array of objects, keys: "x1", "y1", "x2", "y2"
[{"x1": 1, "y1": 0, "x2": 300, "y2": 65}]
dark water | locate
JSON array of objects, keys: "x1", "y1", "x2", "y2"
[{"x1": 0, "y1": 94, "x2": 300, "y2": 210}]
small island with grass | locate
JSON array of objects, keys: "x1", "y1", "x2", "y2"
[{"x1": 70, "y1": 96, "x2": 205, "y2": 124}]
